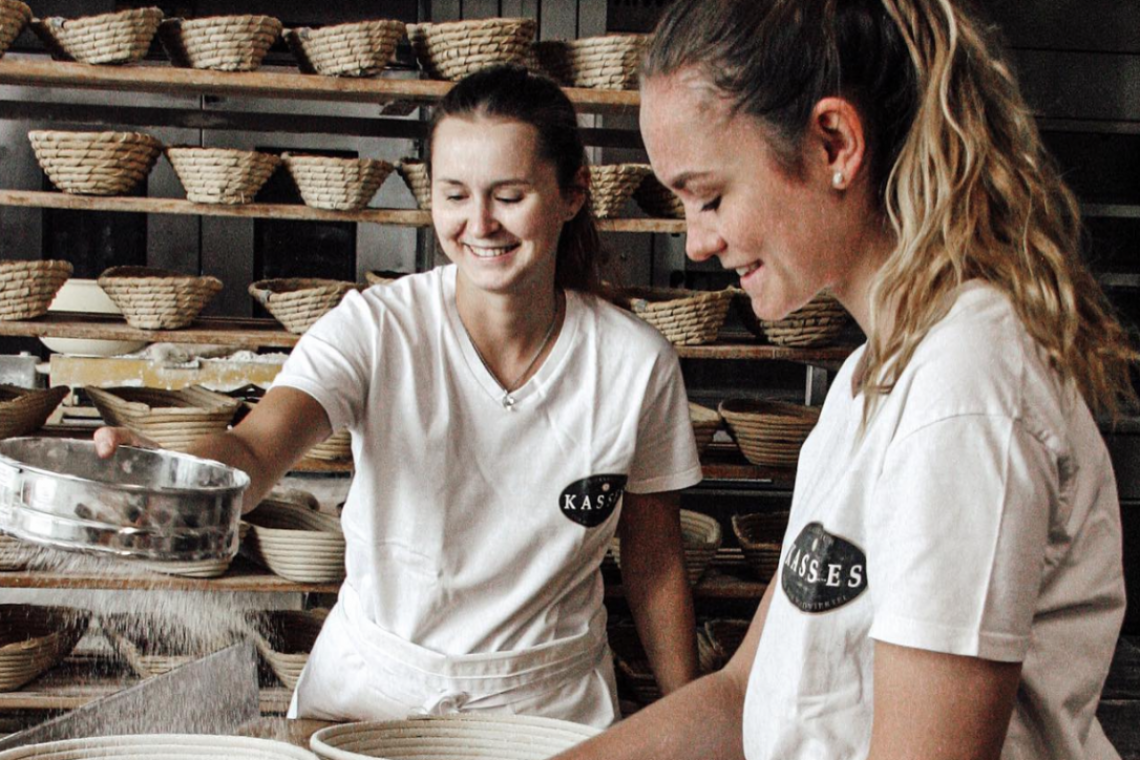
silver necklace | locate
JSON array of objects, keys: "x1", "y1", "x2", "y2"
[{"x1": 461, "y1": 294, "x2": 561, "y2": 410}]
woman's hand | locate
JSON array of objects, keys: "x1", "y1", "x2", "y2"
[{"x1": 93, "y1": 426, "x2": 160, "y2": 458}]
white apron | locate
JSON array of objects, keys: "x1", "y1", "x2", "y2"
[{"x1": 287, "y1": 583, "x2": 620, "y2": 728}]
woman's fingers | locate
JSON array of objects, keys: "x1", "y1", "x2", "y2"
[{"x1": 93, "y1": 427, "x2": 159, "y2": 458}]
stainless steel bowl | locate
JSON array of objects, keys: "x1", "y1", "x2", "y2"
[{"x1": 0, "y1": 437, "x2": 250, "y2": 562}]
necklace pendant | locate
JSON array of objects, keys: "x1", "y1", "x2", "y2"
[{"x1": 502, "y1": 393, "x2": 516, "y2": 410}]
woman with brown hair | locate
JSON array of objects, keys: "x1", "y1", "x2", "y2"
[{"x1": 554, "y1": 0, "x2": 1136, "y2": 757}]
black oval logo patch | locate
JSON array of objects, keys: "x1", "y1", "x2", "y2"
[
  {"x1": 559, "y1": 475, "x2": 627, "y2": 527},
  {"x1": 781, "y1": 522, "x2": 868, "y2": 613}
]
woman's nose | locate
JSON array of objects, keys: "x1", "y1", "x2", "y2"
[
  {"x1": 685, "y1": 216, "x2": 726, "y2": 263},
  {"x1": 467, "y1": 199, "x2": 499, "y2": 238}
]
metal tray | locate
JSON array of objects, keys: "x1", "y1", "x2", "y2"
[{"x1": 0, "y1": 437, "x2": 249, "y2": 562}]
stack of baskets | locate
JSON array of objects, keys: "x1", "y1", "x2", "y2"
[
  {"x1": 306, "y1": 429, "x2": 352, "y2": 462},
  {"x1": 633, "y1": 173, "x2": 684, "y2": 219},
  {"x1": 590, "y1": 164, "x2": 653, "y2": 219},
  {"x1": 0, "y1": 385, "x2": 69, "y2": 439},
  {"x1": 396, "y1": 159, "x2": 432, "y2": 210},
  {"x1": 85, "y1": 386, "x2": 240, "y2": 452},
  {"x1": 408, "y1": 17, "x2": 537, "y2": 80},
  {"x1": 165, "y1": 147, "x2": 281, "y2": 205},
  {"x1": 97, "y1": 266, "x2": 222, "y2": 330},
  {"x1": 610, "y1": 509, "x2": 722, "y2": 586},
  {"x1": 536, "y1": 34, "x2": 650, "y2": 90},
  {"x1": 0, "y1": 605, "x2": 88, "y2": 692},
  {"x1": 731, "y1": 511, "x2": 790, "y2": 582},
  {"x1": 248, "y1": 608, "x2": 328, "y2": 689},
  {"x1": 0, "y1": 735, "x2": 319, "y2": 760},
  {"x1": 31, "y1": 7, "x2": 164, "y2": 65},
  {"x1": 158, "y1": 15, "x2": 282, "y2": 72},
  {"x1": 689, "y1": 402, "x2": 722, "y2": 458},
  {"x1": 0, "y1": 1, "x2": 32, "y2": 59},
  {"x1": 0, "y1": 260, "x2": 72, "y2": 321},
  {"x1": 285, "y1": 19, "x2": 406, "y2": 77},
  {"x1": 620, "y1": 287, "x2": 735, "y2": 346},
  {"x1": 249, "y1": 278, "x2": 359, "y2": 335},
  {"x1": 718, "y1": 399, "x2": 819, "y2": 469},
  {"x1": 243, "y1": 495, "x2": 346, "y2": 583},
  {"x1": 28, "y1": 131, "x2": 162, "y2": 196},
  {"x1": 283, "y1": 154, "x2": 395, "y2": 211}
]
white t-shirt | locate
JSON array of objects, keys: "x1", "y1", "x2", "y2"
[
  {"x1": 273, "y1": 265, "x2": 703, "y2": 655},
  {"x1": 743, "y1": 281, "x2": 1125, "y2": 759}
]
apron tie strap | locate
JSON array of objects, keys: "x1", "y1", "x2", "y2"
[{"x1": 414, "y1": 688, "x2": 472, "y2": 716}]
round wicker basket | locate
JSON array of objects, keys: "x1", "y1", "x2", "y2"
[
  {"x1": 30, "y1": 7, "x2": 164, "y2": 66},
  {"x1": 249, "y1": 608, "x2": 328, "y2": 689},
  {"x1": 85, "y1": 385, "x2": 240, "y2": 453},
  {"x1": 689, "y1": 401, "x2": 721, "y2": 457},
  {"x1": 562, "y1": 34, "x2": 650, "y2": 90},
  {"x1": 0, "y1": 259, "x2": 72, "y2": 321},
  {"x1": 250, "y1": 278, "x2": 358, "y2": 335},
  {"x1": 284, "y1": 154, "x2": 395, "y2": 211},
  {"x1": 0, "y1": 385, "x2": 69, "y2": 439},
  {"x1": 589, "y1": 164, "x2": 652, "y2": 219},
  {"x1": 158, "y1": 15, "x2": 282, "y2": 71},
  {"x1": 395, "y1": 159, "x2": 431, "y2": 210},
  {"x1": 633, "y1": 172, "x2": 684, "y2": 219},
  {"x1": 364, "y1": 270, "x2": 409, "y2": 288},
  {"x1": 0, "y1": 1, "x2": 31, "y2": 58},
  {"x1": 243, "y1": 500, "x2": 345, "y2": 583},
  {"x1": 166, "y1": 146, "x2": 281, "y2": 205},
  {"x1": 97, "y1": 266, "x2": 222, "y2": 330},
  {"x1": 285, "y1": 19, "x2": 406, "y2": 78},
  {"x1": 731, "y1": 511, "x2": 790, "y2": 582},
  {"x1": 610, "y1": 509, "x2": 722, "y2": 586},
  {"x1": 28, "y1": 130, "x2": 162, "y2": 196},
  {"x1": 760, "y1": 291, "x2": 851, "y2": 347},
  {"x1": 408, "y1": 17, "x2": 537, "y2": 81},
  {"x1": 719, "y1": 399, "x2": 819, "y2": 469},
  {"x1": 0, "y1": 734, "x2": 318, "y2": 760},
  {"x1": 619, "y1": 286, "x2": 735, "y2": 346},
  {"x1": 0, "y1": 605, "x2": 88, "y2": 692}
]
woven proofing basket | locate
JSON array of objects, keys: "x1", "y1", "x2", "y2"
[
  {"x1": 621, "y1": 286, "x2": 734, "y2": 346},
  {"x1": 29, "y1": 130, "x2": 162, "y2": 196},
  {"x1": 0, "y1": 605, "x2": 88, "y2": 692},
  {"x1": 249, "y1": 609, "x2": 327, "y2": 689},
  {"x1": 633, "y1": 173, "x2": 684, "y2": 219},
  {"x1": 689, "y1": 402, "x2": 721, "y2": 458},
  {"x1": 166, "y1": 147, "x2": 281, "y2": 205},
  {"x1": 611, "y1": 509, "x2": 722, "y2": 586},
  {"x1": 31, "y1": 7, "x2": 163, "y2": 65},
  {"x1": 0, "y1": 1, "x2": 31, "y2": 58},
  {"x1": 250, "y1": 278, "x2": 358, "y2": 334},
  {"x1": 85, "y1": 385, "x2": 239, "y2": 452},
  {"x1": 731, "y1": 511, "x2": 790, "y2": 582},
  {"x1": 243, "y1": 500, "x2": 345, "y2": 583},
  {"x1": 0, "y1": 735, "x2": 318, "y2": 760},
  {"x1": 97, "y1": 266, "x2": 222, "y2": 329},
  {"x1": 562, "y1": 34, "x2": 649, "y2": 90},
  {"x1": 307, "y1": 429, "x2": 352, "y2": 461},
  {"x1": 284, "y1": 154, "x2": 395, "y2": 211},
  {"x1": 590, "y1": 164, "x2": 652, "y2": 219},
  {"x1": 719, "y1": 399, "x2": 819, "y2": 468},
  {"x1": 158, "y1": 15, "x2": 282, "y2": 71},
  {"x1": 101, "y1": 615, "x2": 237, "y2": 680},
  {"x1": 0, "y1": 260, "x2": 72, "y2": 321},
  {"x1": 396, "y1": 159, "x2": 431, "y2": 210},
  {"x1": 761, "y1": 291, "x2": 851, "y2": 347},
  {"x1": 0, "y1": 385, "x2": 69, "y2": 439},
  {"x1": 312, "y1": 714, "x2": 600, "y2": 760},
  {"x1": 286, "y1": 19, "x2": 406, "y2": 78},
  {"x1": 408, "y1": 17, "x2": 536, "y2": 81}
]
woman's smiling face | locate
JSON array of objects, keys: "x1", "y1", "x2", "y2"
[{"x1": 431, "y1": 115, "x2": 582, "y2": 297}]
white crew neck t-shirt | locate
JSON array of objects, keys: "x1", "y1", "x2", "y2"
[
  {"x1": 743, "y1": 281, "x2": 1124, "y2": 759},
  {"x1": 273, "y1": 265, "x2": 703, "y2": 655}
]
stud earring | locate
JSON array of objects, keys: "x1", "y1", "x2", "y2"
[{"x1": 831, "y1": 171, "x2": 845, "y2": 189}]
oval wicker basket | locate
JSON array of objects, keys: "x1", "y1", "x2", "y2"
[
  {"x1": 166, "y1": 146, "x2": 281, "y2": 205},
  {"x1": 0, "y1": 1, "x2": 31, "y2": 59},
  {"x1": 760, "y1": 291, "x2": 852, "y2": 347},
  {"x1": 619, "y1": 286, "x2": 734, "y2": 346},
  {"x1": 249, "y1": 278, "x2": 358, "y2": 335},
  {"x1": 0, "y1": 734, "x2": 318, "y2": 760},
  {"x1": 158, "y1": 15, "x2": 282, "y2": 71},
  {"x1": 562, "y1": 34, "x2": 650, "y2": 90},
  {"x1": 689, "y1": 401, "x2": 721, "y2": 458},
  {"x1": 407, "y1": 17, "x2": 537, "y2": 81},
  {"x1": 284, "y1": 154, "x2": 395, "y2": 211},
  {"x1": 396, "y1": 159, "x2": 431, "y2": 210},
  {"x1": 97, "y1": 266, "x2": 222, "y2": 330},
  {"x1": 590, "y1": 164, "x2": 652, "y2": 219},
  {"x1": 85, "y1": 385, "x2": 240, "y2": 453},
  {"x1": 30, "y1": 7, "x2": 164, "y2": 66},
  {"x1": 312, "y1": 714, "x2": 600, "y2": 760},
  {"x1": 285, "y1": 19, "x2": 406, "y2": 78},
  {"x1": 731, "y1": 511, "x2": 790, "y2": 582},
  {"x1": 0, "y1": 385, "x2": 69, "y2": 439},
  {"x1": 249, "y1": 608, "x2": 328, "y2": 689},
  {"x1": 0, "y1": 605, "x2": 88, "y2": 692},
  {"x1": 0, "y1": 260, "x2": 72, "y2": 321},
  {"x1": 610, "y1": 509, "x2": 722, "y2": 586},
  {"x1": 28, "y1": 130, "x2": 162, "y2": 196},
  {"x1": 243, "y1": 500, "x2": 346, "y2": 583},
  {"x1": 633, "y1": 172, "x2": 684, "y2": 219},
  {"x1": 718, "y1": 399, "x2": 819, "y2": 469}
]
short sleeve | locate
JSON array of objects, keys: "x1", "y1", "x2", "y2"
[
  {"x1": 625, "y1": 349, "x2": 703, "y2": 494},
  {"x1": 271, "y1": 290, "x2": 374, "y2": 433},
  {"x1": 866, "y1": 414, "x2": 1056, "y2": 662}
]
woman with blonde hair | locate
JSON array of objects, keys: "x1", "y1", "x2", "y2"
[{"x1": 554, "y1": 0, "x2": 1136, "y2": 757}]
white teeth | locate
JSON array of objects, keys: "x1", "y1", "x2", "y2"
[
  {"x1": 736, "y1": 263, "x2": 760, "y2": 277},
  {"x1": 465, "y1": 244, "x2": 518, "y2": 258}
]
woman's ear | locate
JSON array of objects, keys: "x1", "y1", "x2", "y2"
[
  {"x1": 810, "y1": 97, "x2": 868, "y2": 192},
  {"x1": 562, "y1": 166, "x2": 590, "y2": 220}
]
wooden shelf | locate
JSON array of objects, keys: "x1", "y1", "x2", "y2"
[
  {"x1": 0, "y1": 190, "x2": 685, "y2": 233},
  {"x1": 675, "y1": 338, "x2": 856, "y2": 364},
  {"x1": 0, "y1": 58, "x2": 640, "y2": 115}
]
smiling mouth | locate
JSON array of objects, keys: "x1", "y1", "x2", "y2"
[
  {"x1": 736, "y1": 263, "x2": 761, "y2": 278},
  {"x1": 464, "y1": 243, "x2": 521, "y2": 259}
]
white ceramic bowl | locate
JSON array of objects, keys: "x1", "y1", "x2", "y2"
[{"x1": 40, "y1": 278, "x2": 148, "y2": 356}]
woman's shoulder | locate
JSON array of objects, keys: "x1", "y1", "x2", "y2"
[{"x1": 571, "y1": 289, "x2": 679, "y2": 360}]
